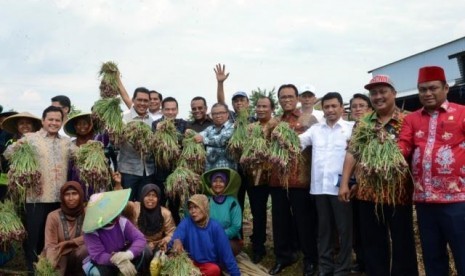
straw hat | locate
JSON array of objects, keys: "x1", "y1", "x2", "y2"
[
  {"x1": 83, "y1": 189, "x2": 131, "y2": 233},
  {"x1": 201, "y1": 167, "x2": 241, "y2": 197},
  {"x1": 0, "y1": 111, "x2": 18, "y2": 119},
  {"x1": 1, "y1": 112, "x2": 41, "y2": 134},
  {"x1": 63, "y1": 113, "x2": 94, "y2": 137}
]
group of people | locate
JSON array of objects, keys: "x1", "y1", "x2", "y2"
[{"x1": 0, "y1": 63, "x2": 464, "y2": 276}]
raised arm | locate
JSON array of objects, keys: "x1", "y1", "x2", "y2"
[
  {"x1": 214, "y1": 63, "x2": 229, "y2": 105},
  {"x1": 117, "y1": 72, "x2": 133, "y2": 109}
]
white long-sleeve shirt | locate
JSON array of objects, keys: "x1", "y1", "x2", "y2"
[{"x1": 299, "y1": 118, "x2": 354, "y2": 195}]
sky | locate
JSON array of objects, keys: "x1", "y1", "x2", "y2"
[{"x1": 1, "y1": 0, "x2": 465, "y2": 118}]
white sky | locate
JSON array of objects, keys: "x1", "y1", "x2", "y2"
[{"x1": 1, "y1": 0, "x2": 465, "y2": 118}]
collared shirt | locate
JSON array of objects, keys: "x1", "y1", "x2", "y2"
[
  {"x1": 4, "y1": 129, "x2": 75, "y2": 203},
  {"x1": 199, "y1": 121, "x2": 235, "y2": 171},
  {"x1": 269, "y1": 109, "x2": 319, "y2": 189},
  {"x1": 348, "y1": 108, "x2": 413, "y2": 205},
  {"x1": 398, "y1": 101, "x2": 465, "y2": 203},
  {"x1": 186, "y1": 117, "x2": 214, "y2": 133},
  {"x1": 149, "y1": 110, "x2": 163, "y2": 121},
  {"x1": 300, "y1": 118, "x2": 354, "y2": 195},
  {"x1": 118, "y1": 107, "x2": 155, "y2": 176}
]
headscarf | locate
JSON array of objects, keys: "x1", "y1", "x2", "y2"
[
  {"x1": 210, "y1": 172, "x2": 228, "y2": 203},
  {"x1": 60, "y1": 181, "x2": 85, "y2": 218},
  {"x1": 138, "y1": 184, "x2": 164, "y2": 236},
  {"x1": 188, "y1": 194, "x2": 209, "y2": 228}
]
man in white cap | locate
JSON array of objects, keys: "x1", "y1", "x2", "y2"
[{"x1": 299, "y1": 84, "x2": 324, "y2": 123}]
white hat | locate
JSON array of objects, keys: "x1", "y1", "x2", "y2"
[{"x1": 299, "y1": 84, "x2": 316, "y2": 96}]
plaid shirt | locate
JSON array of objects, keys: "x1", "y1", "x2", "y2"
[{"x1": 200, "y1": 121, "x2": 236, "y2": 171}]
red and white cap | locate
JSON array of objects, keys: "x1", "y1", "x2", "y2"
[{"x1": 364, "y1": 75, "x2": 396, "y2": 91}]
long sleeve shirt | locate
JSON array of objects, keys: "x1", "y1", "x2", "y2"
[
  {"x1": 4, "y1": 129, "x2": 75, "y2": 203},
  {"x1": 83, "y1": 217, "x2": 147, "y2": 266},
  {"x1": 118, "y1": 107, "x2": 155, "y2": 176},
  {"x1": 398, "y1": 101, "x2": 465, "y2": 203},
  {"x1": 199, "y1": 121, "x2": 236, "y2": 171},
  {"x1": 208, "y1": 196, "x2": 242, "y2": 239},
  {"x1": 169, "y1": 217, "x2": 240, "y2": 276},
  {"x1": 269, "y1": 110, "x2": 319, "y2": 189},
  {"x1": 300, "y1": 118, "x2": 354, "y2": 195}
]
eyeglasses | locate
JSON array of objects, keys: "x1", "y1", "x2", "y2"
[
  {"x1": 191, "y1": 107, "x2": 205, "y2": 111},
  {"x1": 211, "y1": 111, "x2": 228, "y2": 116}
]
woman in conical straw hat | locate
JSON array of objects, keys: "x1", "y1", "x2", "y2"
[{"x1": 82, "y1": 189, "x2": 151, "y2": 276}]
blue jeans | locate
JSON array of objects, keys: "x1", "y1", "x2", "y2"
[
  {"x1": 416, "y1": 202, "x2": 465, "y2": 276},
  {"x1": 121, "y1": 173, "x2": 154, "y2": 201}
]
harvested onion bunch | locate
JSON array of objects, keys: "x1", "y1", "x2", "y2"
[
  {"x1": 7, "y1": 141, "x2": 41, "y2": 202},
  {"x1": 176, "y1": 129, "x2": 206, "y2": 175},
  {"x1": 161, "y1": 251, "x2": 201, "y2": 276},
  {"x1": 92, "y1": 97, "x2": 124, "y2": 142},
  {"x1": 152, "y1": 120, "x2": 180, "y2": 171},
  {"x1": 34, "y1": 255, "x2": 59, "y2": 276},
  {"x1": 269, "y1": 122, "x2": 301, "y2": 187},
  {"x1": 123, "y1": 121, "x2": 153, "y2": 158},
  {"x1": 0, "y1": 200, "x2": 26, "y2": 249},
  {"x1": 98, "y1": 61, "x2": 120, "y2": 98},
  {"x1": 240, "y1": 124, "x2": 272, "y2": 185},
  {"x1": 75, "y1": 141, "x2": 111, "y2": 195},
  {"x1": 350, "y1": 120, "x2": 410, "y2": 206},
  {"x1": 165, "y1": 167, "x2": 201, "y2": 204},
  {"x1": 227, "y1": 109, "x2": 249, "y2": 161}
]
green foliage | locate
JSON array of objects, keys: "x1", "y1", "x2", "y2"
[
  {"x1": 68, "y1": 104, "x2": 82, "y2": 118},
  {"x1": 249, "y1": 87, "x2": 282, "y2": 116}
]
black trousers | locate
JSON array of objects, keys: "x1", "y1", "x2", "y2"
[
  {"x1": 416, "y1": 202, "x2": 465, "y2": 276},
  {"x1": 358, "y1": 200, "x2": 418, "y2": 276},
  {"x1": 314, "y1": 195, "x2": 353, "y2": 275},
  {"x1": 270, "y1": 187, "x2": 318, "y2": 265},
  {"x1": 24, "y1": 202, "x2": 61, "y2": 274},
  {"x1": 247, "y1": 184, "x2": 270, "y2": 255}
]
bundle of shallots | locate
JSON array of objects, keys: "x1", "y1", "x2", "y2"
[
  {"x1": 240, "y1": 124, "x2": 272, "y2": 185},
  {"x1": 98, "y1": 61, "x2": 120, "y2": 98},
  {"x1": 269, "y1": 122, "x2": 301, "y2": 187},
  {"x1": 123, "y1": 121, "x2": 153, "y2": 158},
  {"x1": 7, "y1": 141, "x2": 41, "y2": 202},
  {"x1": 165, "y1": 167, "x2": 201, "y2": 204},
  {"x1": 227, "y1": 109, "x2": 249, "y2": 161},
  {"x1": 92, "y1": 97, "x2": 124, "y2": 142},
  {"x1": 0, "y1": 200, "x2": 26, "y2": 249},
  {"x1": 152, "y1": 120, "x2": 180, "y2": 171},
  {"x1": 349, "y1": 120, "x2": 410, "y2": 207},
  {"x1": 176, "y1": 129, "x2": 206, "y2": 175},
  {"x1": 34, "y1": 255, "x2": 59, "y2": 276},
  {"x1": 161, "y1": 251, "x2": 201, "y2": 276},
  {"x1": 75, "y1": 141, "x2": 111, "y2": 195}
]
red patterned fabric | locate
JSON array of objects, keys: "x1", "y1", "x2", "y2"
[{"x1": 398, "y1": 101, "x2": 465, "y2": 203}]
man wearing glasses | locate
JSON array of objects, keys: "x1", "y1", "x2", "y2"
[
  {"x1": 187, "y1": 96, "x2": 213, "y2": 132},
  {"x1": 194, "y1": 103, "x2": 235, "y2": 171}
]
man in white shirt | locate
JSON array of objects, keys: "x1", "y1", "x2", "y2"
[
  {"x1": 299, "y1": 84, "x2": 324, "y2": 123},
  {"x1": 51, "y1": 95, "x2": 71, "y2": 138},
  {"x1": 299, "y1": 92, "x2": 354, "y2": 276}
]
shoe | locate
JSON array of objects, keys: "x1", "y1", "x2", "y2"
[
  {"x1": 351, "y1": 263, "x2": 365, "y2": 273},
  {"x1": 269, "y1": 262, "x2": 291, "y2": 275},
  {"x1": 303, "y1": 263, "x2": 318, "y2": 276},
  {"x1": 252, "y1": 252, "x2": 265, "y2": 264}
]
